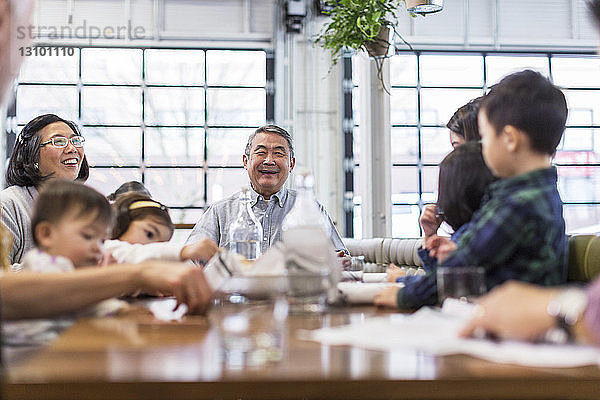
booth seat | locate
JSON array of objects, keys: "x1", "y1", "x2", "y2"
[{"x1": 343, "y1": 235, "x2": 600, "y2": 283}]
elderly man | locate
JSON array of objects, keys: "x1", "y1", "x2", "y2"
[{"x1": 186, "y1": 125, "x2": 349, "y2": 259}]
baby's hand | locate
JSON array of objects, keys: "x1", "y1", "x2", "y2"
[
  {"x1": 180, "y1": 239, "x2": 219, "y2": 263},
  {"x1": 386, "y1": 263, "x2": 406, "y2": 282}
]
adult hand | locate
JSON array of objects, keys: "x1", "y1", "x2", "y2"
[
  {"x1": 373, "y1": 286, "x2": 401, "y2": 308},
  {"x1": 425, "y1": 235, "x2": 457, "y2": 262},
  {"x1": 337, "y1": 250, "x2": 352, "y2": 270},
  {"x1": 459, "y1": 281, "x2": 557, "y2": 341},
  {"x1": 136, "y1": 261, "x2": 214, "y2": 315},
  {"x1": 420, "y1": 204, "x2": 442, "y2": 238},
  {"x1": 180, "y1": 239, "x2": 219, "y2": 264},
  {"x1": 386, "y1": 263, "x2": 406, "y2": 282}
]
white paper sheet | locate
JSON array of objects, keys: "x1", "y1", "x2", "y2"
[{"x1": 299, "y1": 301, "x2": 600, "y2": 368}]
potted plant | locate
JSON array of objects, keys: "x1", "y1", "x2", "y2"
[{"x1": 315, "y1": 0, "x2": 407, "y2": 64}]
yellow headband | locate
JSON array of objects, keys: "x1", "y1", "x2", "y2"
[{"x1": 128, "y1": 200, "x2": 165, "y2": 211}]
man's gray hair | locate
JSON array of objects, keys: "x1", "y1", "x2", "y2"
[{"x1": 245, "y1": 125, "x2": 294, "y2": 159}]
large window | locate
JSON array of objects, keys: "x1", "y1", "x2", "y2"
[
  {"x1": 351, "y1": 51, "x2": 600, "y2": 238},
  {"x1": 14, "y1": 47, "x2": 271, "y2": 230}
]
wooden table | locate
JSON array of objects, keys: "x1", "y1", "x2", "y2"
[{"x1": 4, "y1": 298, "x2": 600, "y2": 400}]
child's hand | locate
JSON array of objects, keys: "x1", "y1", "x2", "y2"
[
  {"x1": 420, "y1": 204, "x2": 443, "y2": 238},
  {"x1": 426, "y1": 236, "x2": 457, "y2": 263},
  {"x1": 180, "y1": 239, "x2": 219, "y2": 263},
  {"x1": 337, "y1": 250, "x2": 352, "y2": 270},
  {"x1": 373, "y1": 286, "x2": 401, "y2": 308},
  {"x1": 386, "y1": 263, "x2": 406, "y2": 282}
]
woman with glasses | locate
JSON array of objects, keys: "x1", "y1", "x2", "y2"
[{"x1": 1, "y1": 114, "x2": 89, "y2": 265}]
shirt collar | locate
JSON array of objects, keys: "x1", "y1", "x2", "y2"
[
  {"x1": 249, "y1": 185, "x2": 288, "y2": 208},
  {"x1": 488, "y1": 166, "x2": 558, "y2": 196}
]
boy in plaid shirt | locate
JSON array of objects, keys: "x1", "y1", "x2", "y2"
[{"x1": 375, "y1": 70, "x2": 568, "y2": 309}]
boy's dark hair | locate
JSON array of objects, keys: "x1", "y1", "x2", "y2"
[
  {"x1": 31, "y1": 180, "x2": 113, "y2": 246},
  {"x1": 446, "y1": 96, "x2": 484, "y2": 142},
  {"x1": 111, "y1": 192, "x2": 174, "y2": 240},
  {"x1": 437, "y1": 142, "x2": 497, "y2": 232},
  {"x1": 6, "y1": 114, "x2": 90, "y2": 187},
  {"x1": 481, "y1": 70, "x2": 567, "y2": 155},
  {"x1": 107, "y1": 181, "x2": 151, "y2": 202}
]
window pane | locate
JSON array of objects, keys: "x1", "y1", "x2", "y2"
[
  {"x1": 564, "y1": 204, "x2": 600, "y2": 234},
  {"x1": 207, "y1": 168, "x2": 249, "y2": 203},
  {"x1": 19, "y1": 50, "x2": 79, "y2": 83},
  {"x1": 145, "y1": 128, "x2": 204, "y2": 166},
  {"x1": 390, "y1": 54, "x2": 418, "y2": 86},
  {"x1": 421, "y1": 166, "x2": 439, "y2": 204},
  {"x1": 391, "y1": 127, "x2": 418, "y2": 164},
  {"x1": 81, "y1": 48, "x2": 142, "y2": 84},
  {"x1": 421, "y1": 127, "x2": 453, "y2": 164},
  {"x1": 392, "y1": 166, "x2": 419, "y2": 203},
  {"x1": 207, "y1": 88, "x2": 265, "y2": 126},
  {"x1": 17, "y1": 85, "x2": 78, "y2": 124},
  {"x1": 420, "y1": 89, "x2": 482, "y2": 126},
  {"x1": 391, "y1": 205, "x2": 420, "y2": 238},
  {"x1": 486, "y1": 55, "x2": 549, "y2": 86},
  {"x1": 390, "y1": 88, "x2": 418, "y2": 125},
  {"x1": 206, "y1": 50, "x2": 265, "y2": 86},
  {"x1": 563, "y1": 89, "x2": 600, "y2": 126},
  {"x1": 556, "y1": 128, "x2": 598, "y2": 153},
  {"x1": 145, "y1": 88, "x2": 205, "y2": 126},
  {"x1": 81, "y1": 87, "x2": 142, "y2": 125},
  {"x1": 145, "y1": 49, "x2": 205, "y2": 85},
  {"x1": 420, "y1": 54, "x2": 483, "y2": 87},
  {"x1": 86, "y1": 168, "x2": 142, "y2": 197},
  {"x1": 84, "y1": 127, "x2": 141, "y2": 166},
  {"x1": 207, "y1": 128, "x2": 249, "y2": 166},
  {"x1": 557, "y1": 166, "x2": 600, "y2": 202},
  {"x1": 145, "y1": 168, "x2": 204, "y2": 207},
  {"x1": 552, "y1": 56, "x2": 600, "y2": 88}
]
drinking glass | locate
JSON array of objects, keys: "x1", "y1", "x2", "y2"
[
  {"x1": 210, "y1": 276, "x2": 288, "y2": 367},
  {"x1": 436, "y1": 266, "x2": 486, "y2": 304}
]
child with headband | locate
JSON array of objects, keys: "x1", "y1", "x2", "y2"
[{"x1": 103, "y1": 192, "x2": 217, "y2": 265}]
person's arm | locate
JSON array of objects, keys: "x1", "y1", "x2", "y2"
[
  {"x1": 1, "y1": 203, "x2": 22, "y2": 265},
  {"x1": 0, "y1": 261, "x2": 213, "y2": 319},
  {"x1": 185, "y1": 205, "x2": 221, "y2": 246},
  {"x1": 105, "y1": 239, "x2": 218, "y2": 265},
  {"x1": 437, "y1": 201, "x2": 534, "y2": 270},
  {"x1": 460, "y1": 280, "x2": 598, "y2": 344}
]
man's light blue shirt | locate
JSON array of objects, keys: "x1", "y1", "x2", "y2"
[{"x1": 185, "y1": 185, "x2": 348, "y2": 254}]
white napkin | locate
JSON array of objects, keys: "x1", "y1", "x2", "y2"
[
  {"x1": 300, "y1": 306, "x2": 600, "y2": 368},
  {"x1": 337, "y1": 282, "x2": 404, "y2": 304}
]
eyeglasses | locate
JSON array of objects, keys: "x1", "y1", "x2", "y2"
[{"x1": 40, "y1": 136, "x2": 85, "y2": 148}]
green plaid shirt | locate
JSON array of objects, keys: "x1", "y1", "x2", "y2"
[{"x1": 398, "y1": 167, "x2": 568, "y2": 309}]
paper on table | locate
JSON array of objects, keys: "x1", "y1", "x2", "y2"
[
  {"x1": 338, "y1": 282, "x2": 404, "y2": 304},
  {"x1": 299, "y1": 300, "x2": 600, "y2": 368}
]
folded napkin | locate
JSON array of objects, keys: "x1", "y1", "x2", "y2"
[{"x1": 337, "y1": 282, "x2": 404, "y2": 304}]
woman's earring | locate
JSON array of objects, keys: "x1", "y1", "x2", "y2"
[{"x1": 34, "y1": 162, "x2": 39, "y2": 170}]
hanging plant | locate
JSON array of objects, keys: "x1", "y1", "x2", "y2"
[{"x1": 315, "y1": 0, "x2": 411, "y2": 65}]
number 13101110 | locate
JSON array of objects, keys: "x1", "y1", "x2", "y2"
[{"x1": 19, "y1": 46, "x2": 75, "y2": 57}]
